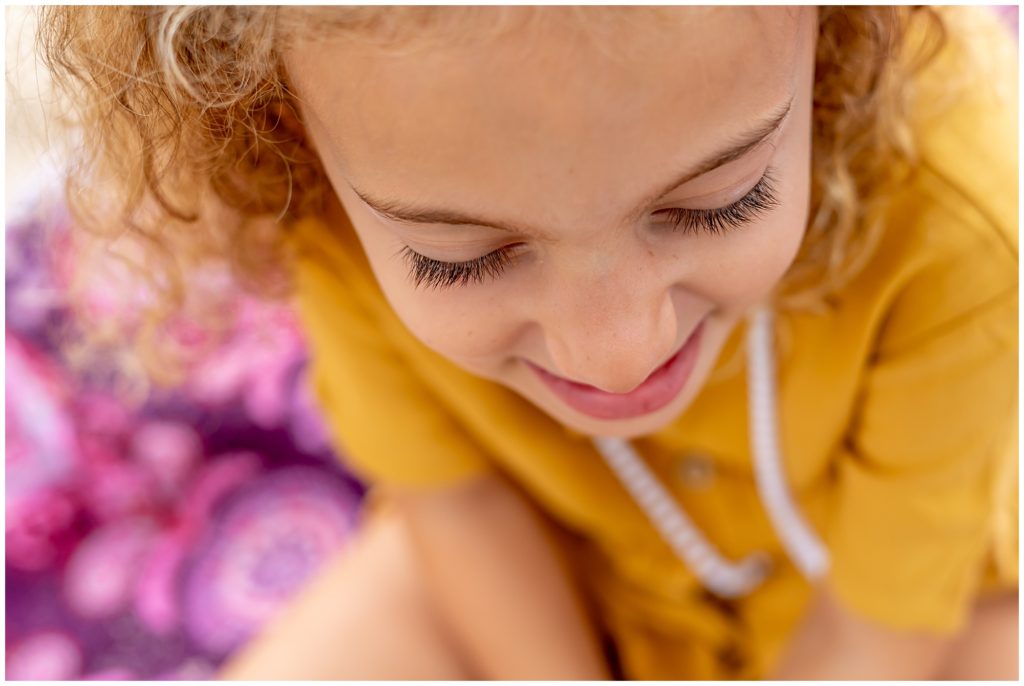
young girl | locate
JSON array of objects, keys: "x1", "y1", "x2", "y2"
[{"x1": 39, "y1": 6, "x2": 1017, "y2": 680}]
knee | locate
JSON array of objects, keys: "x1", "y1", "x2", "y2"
[{"x1": 218, "y1": 507, "x2": 474, "y2": 679}]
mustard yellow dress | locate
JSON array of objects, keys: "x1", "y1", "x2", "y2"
[{"x1": 286, "y1": 10, "x2": 1018, "y2": 679}]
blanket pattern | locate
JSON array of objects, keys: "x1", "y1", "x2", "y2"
[{"x1": 6, "y1": 199, "x2": 365, "y2": 680}]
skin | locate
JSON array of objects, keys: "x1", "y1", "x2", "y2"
[
  {"x1": 285, "y1": 6, "x2": 814, "y2": 439},
  {"x1": 273, "y1": 6, "x2": 1018, "y2": 679}
]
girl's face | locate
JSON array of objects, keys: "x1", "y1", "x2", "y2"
[{"x1": 284, "y1": 7, "x2": 818, "y2": 438}]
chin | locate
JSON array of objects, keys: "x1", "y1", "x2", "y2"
[{"x1": 564, "y1": 412, "x2": 681, "y2": 440}]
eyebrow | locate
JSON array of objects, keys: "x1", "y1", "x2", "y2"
[{"x1": 350, "y1": 96, "x2": 794, "y2": 237}]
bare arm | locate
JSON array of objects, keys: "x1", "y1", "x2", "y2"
[
  {"x1": 767, "y1": 582, "x2": 953, "y2": 679},
  {"x1": 390, "y1": 473, "x2": 611, "y2": 679}
]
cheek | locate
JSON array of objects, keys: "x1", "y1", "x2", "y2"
[
  {"x1": 338, "y1": 189, "x2": 520, "y2": 366},
  {"x1": 700, "y1": 110, "x2": 814, "y2": 307},
  {"x1": 396, "y1": 294, "x2": 518, "y2": 363},
  {"x1": 685, "y1": 193, "x2": 810, "y2": 307},
  {"x1": 369, "y1": 249, "x2": 521, "y2": 363}
]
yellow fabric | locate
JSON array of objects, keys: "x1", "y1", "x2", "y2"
[{"x1": 287, "y1": 9, "x2": 1017, "y2": 679}]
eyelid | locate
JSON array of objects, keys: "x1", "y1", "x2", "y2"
[
  {"x1": 655, "y1": 166, "x2": 778, "y2": 236},
  {"x1": 398, "y1": 243, "x2": 522, "y2": 289},
  {"x1": 661, "y1": 119, "x2": 783, "y2": 206},
  {"x1": 675, "y1": 163, "x2": 771, "y2": 208}
]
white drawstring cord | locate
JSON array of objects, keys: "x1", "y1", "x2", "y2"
[
  {"x1": 746, "y1": 306, "x2": 830, "y2": 580},
  {"x1": 594, "y1": 435, "x2": 771, "y2": 598},
  {"x1": 592, "y1": 305, "x2": 829, "y2": 598}
]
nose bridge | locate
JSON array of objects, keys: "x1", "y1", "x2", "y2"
[{"x1": 543, "y1": 256, "x2": 679, "y2": 393}]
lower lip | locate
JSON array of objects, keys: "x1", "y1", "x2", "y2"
[{"x1": 528, "y1": 320, "x2": 705, "y2": 421}]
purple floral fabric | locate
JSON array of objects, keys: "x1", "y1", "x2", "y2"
[{"x1": 6, "y1": 194, "x2": 366, "y2": 680}]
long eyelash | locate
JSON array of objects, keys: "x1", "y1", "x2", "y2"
[
  {"x1": 660, "y1": 167, "x2": 779, "y2": 236},
  {"x1": 400, "y1": 168, "x2": 780, "y2": 290},
  {"x1": 399, "y1": 245, "x2": 516, "y2": 290}
]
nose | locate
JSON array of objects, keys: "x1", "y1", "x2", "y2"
[{"x1": 542, "y1": 279, "x2": 681, "y2": 394}]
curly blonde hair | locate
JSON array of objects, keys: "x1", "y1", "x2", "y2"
[{"x1": 37, "y1": 6, "x2": 957, "y2": 386}]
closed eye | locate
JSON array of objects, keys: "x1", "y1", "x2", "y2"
[
  {"x1": 399, "y1": 166, "x2": 780, "y2": 290},
  {"x1": 398, "y1": 244, "x2": 521, "y2": 290},
  {"x1": 655, "y1": 167, "x2": 779, "y2": 235}
]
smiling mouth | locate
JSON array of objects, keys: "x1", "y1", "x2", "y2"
[{"x1": 525, "y1": 319, "x2": 706, "y2": 421}]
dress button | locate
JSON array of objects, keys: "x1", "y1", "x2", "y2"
[
  {"x1": 749, "y1": 551, "x2": 775, "y2": 578},
  {"x1": 716, "y1": 640, "x2": 748, "y2": 675},
  {"x1": 676, "y1": 451, "x2": 716, "y2": 489}
]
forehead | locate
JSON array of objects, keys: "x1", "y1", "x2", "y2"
[{"x1": 284, "y1": 7, "x2": 807, "y2": 220}]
